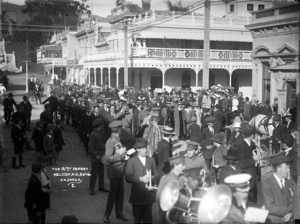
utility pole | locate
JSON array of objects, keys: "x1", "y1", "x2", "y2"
[
  {"x1": 124, "y1": 22, "x2": 129, "y2": 88},
  {"x1": 203, "y1": 0, "x2": 210, "y2": 89}
]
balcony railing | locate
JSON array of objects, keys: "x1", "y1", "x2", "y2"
[{"x1": 85, "y1": 47, "x2": 252, "y2": 61}]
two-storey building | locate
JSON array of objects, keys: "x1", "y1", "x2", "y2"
[{"x1": 246, "y1": 2, "x2": 299, "y2": 111}]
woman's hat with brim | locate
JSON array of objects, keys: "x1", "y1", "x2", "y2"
[
  {"x1": 133, "y1": 138, "x2": 148, "y2": 149},
  {"x1": 161, "y1": 126, "x2": 175, "y2": 135}
]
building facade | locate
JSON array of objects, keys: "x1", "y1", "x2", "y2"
[{"x1": 246, "y1": 2, "x2": 300, "y2": 111}]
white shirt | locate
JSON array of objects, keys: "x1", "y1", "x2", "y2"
[
  {"x1": 273, "y1": 173, "x2": 285, "y2": 189},
  {"x1": 208, "y1": 126, "x2": 214, "y2": 134},
  {"x1": 138, "y1": 155, "x2": 146, "y2": 166},
  {"x1": 244, "y1": 139, "x2": 251, "y2": 147}
]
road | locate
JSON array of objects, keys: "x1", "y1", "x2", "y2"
[{"x1": 0, "y1": 73, "x2": 160, "y2": 224}]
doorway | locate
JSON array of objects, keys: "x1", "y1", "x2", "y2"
[{"x1": 151, "y1": 75, "x2": 162, "y2": 90}]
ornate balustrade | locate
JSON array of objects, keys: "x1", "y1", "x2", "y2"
[{"x1": 84, "y1": 47, "x2": 252, "y2": 61}]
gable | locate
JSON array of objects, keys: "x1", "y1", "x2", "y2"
[{"x1": 276, "y1": 44, "x2": 297, "y2": 55}]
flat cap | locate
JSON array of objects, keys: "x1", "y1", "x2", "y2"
[
  {"x1": 204, "y1": 116, "x2": 216, "y2": 123},
  {"x1": 241, "y1": 123, "x2": 256, "y2": 134},
  {"x1": 224, "y1": 173, "x2": 251, "y2": 192},
  {"x1": 109, "y1": 120, "x2": 122, "y2": 128},
  {"x1": 270, "y1": 152, "x2": 291, "y2": 166},
  {"x1": 182, "y1": 167, "x2": 203, "y2": 180},
  {"x1": 223, "y1": 148, "x2": 239, "y2": 161}
]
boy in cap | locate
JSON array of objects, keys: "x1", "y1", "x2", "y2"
[
  {"x1": 261, "y1": 153, "x2": 294, "y2": 223},
  {"x1": 211, "y1": 133, "x2": 227, "y2": 183},
  {"x1": 187, "y1": 116, "x2": 201, "y2": 144},
  {"x1": 125, "y1": 138, "x2": 159, "y2": 224}
]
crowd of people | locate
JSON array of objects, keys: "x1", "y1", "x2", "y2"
[{"x1": 2, "y1": 81, "x2": 298, "y2": 224}]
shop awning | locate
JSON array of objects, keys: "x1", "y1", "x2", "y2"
[{"x1": 41, "y1": 45, "x2": 62, "y2": 51}]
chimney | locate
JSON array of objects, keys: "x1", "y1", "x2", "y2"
[{"x1": 142, "y1": 0, "x2": 151, "y2": 11}]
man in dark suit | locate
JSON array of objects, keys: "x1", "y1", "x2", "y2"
[
  {"x1": 200, "y1": 116, "x2": 215, "y2": 171},
  {"x1": 80, "y1": 107, "x2": 95, "y2": 155},
  {"x1": 272, "y1": 115, "x2": 289, "y2": 154},
  {"x1": 42, "y1": 91, "x2": 58, "y2": 118},
  {"x1": 3, "y1": 92, "x2": 18, "y2": 126},
  {"x1": 103, "y1": 120, "x2": 128, "y2": 223},
  {"x1": 157, "y1": 127, "x2": 175, "y2": 178},
  {"x1": 24, "y1": 163, "x2": 46, "y2": 224},
  {"x1": 40, "y1": 104, "x2": 53, "y2": 127},
  {"x1": 262, "y1": 153, "x2": 294, "y2": 223},
  {"x1": 125, "y1": 138, "x2": 159, "y2": 224},
  {"x1": 218, "y1": 148, "x2": 241, "y2": 184},
  {"x1": 88, "y1": 119, "x2": 109, "y2": 195},
  {"x1": 235, "y1": 123, "x2": 260, "y2": 204},
  {"x1": 284, "y1": 113, "x2": 295, "y2": 134}
]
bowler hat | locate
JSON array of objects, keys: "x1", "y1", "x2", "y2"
[
  {"x1": 211, "y1": 133, "x2": 224, "y2": 144},
  {"x1": 182, "y1": 167, "x2": 203, "y2": 180},
  {"x1": 270, "y1": 152, "x2": 291, "y2": 166},
  {"x1": 224, "y1": 148, "x2": 239, "y2": 161},
  {"x1": 161, "y1": 126, "x2": 175, "y2": 135},
  {"x1": 133, "y1": 138, "x2": 148, "y2": 149}
]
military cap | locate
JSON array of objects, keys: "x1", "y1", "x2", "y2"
[
  {"x1": 92, "y1": 118, "x2": 103, "y2": 127},
  {"x1": 273, "y1": 115, "x2": 281, "y2": 122},
  {"x1": 109, "y1": 120, "x2": 122, "y2": 128},
  {"x1": 270, "y1": 152, "x2": 291, "y2": 166},
  {"x1": 168, "y1": 155, "x2": 185, "y2": 166},
  {"x1": 182, "y1": 167, "x2": 203, "y2": 180},
  {"x1": 224, "y1": 173, "x2": 251, "y2": 192},
  {"x1": 161, "y1": 126, "x2": 175, "y2": 135},
  {"x1": 223, "y1": 148, "x2": 239, "y2": 161},
  {"x1": 133, "y1": 138, "x2": 148, "y2": 149},
  {"x1": 241, "y1": 123, "x2": 256, "y2": 134},
  {"x1": 186, "y1": 140, "x2": 200, "y2": 151},
  {"x1": 210, "y1": 133, "x2": 224, "y2": 144},
  {"x1": 204, "y1": 116, "x2": 216, "y2": 123}
]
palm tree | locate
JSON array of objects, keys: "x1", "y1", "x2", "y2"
[{"x1": 165, "y1": 0, "x2": 188, "y2": 12}]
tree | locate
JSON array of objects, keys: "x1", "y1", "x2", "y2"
[
  {"x1": 165, "y1": 0, "x2": 188, "y2": 12},
  {"x1": 21, "y1": 0, "x2": 83, "y2": 62}
]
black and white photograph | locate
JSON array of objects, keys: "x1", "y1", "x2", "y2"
[{"x1": 0, "y1": 0, "x2": 299, "y2": 223}]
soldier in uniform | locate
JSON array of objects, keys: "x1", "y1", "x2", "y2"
[
  {"x1": 272, "y1": 115, "x2": 289, "y2": 154},
  {"x1": 184, "y1": 140, "x2": 207, "y2": 172}
]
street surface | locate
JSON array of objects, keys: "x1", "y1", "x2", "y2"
[{"x1": 0, "y1": 73, "x2": 160, "y2": 224}]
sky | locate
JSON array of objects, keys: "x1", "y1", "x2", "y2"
[{"x1": 4, "y1": 0, "x2": 183, "y2": 17}]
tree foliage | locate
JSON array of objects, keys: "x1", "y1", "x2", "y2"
[
  {"x1": 20, "y1": 0, "x2": 84, "y2": 61},
  {"x1": 165, "y1": 0, "x2": 188, "y2": 12}
]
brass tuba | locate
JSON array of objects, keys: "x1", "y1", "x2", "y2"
[{"x1": 160, "y1": 180, "x2": 233, "y2": 223}]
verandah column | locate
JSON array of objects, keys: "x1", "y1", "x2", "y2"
[
  {"x1": 108, "y1": 67, "x2": 111, "y2": 87},
  {"x1": 116, "y1": 68, "x2": 119, "y2": 88}
]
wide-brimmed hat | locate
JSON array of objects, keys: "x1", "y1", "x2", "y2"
[
  {"x1": 211, "y1": 133, "x2": 224, "y2": 144},
  {"x1": 224, "y1": 148, "x2": 239, "y2": 161},
  {"x1": 161, "y1": 126, "x2": 175, "y2": 135},
  {"x1": 133, "y1": 138, "x2": 148, "y2": 149},
  {"x1": 205, "y1": 116, "x2": 216, "y2": 123},
  {"x1": 92, "y1": 118, "x2": 104, "y2": 127}
]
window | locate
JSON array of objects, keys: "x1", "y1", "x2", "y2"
[
  {"x1": 230, "y1": 4, "x2": 234, "y2": 12},
  {"x1": 247, "y1": 4, "x2": 254, "y2": 11},
  {"x1": 258, "y1": 4, "x2": 265, "y2": 10}
]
